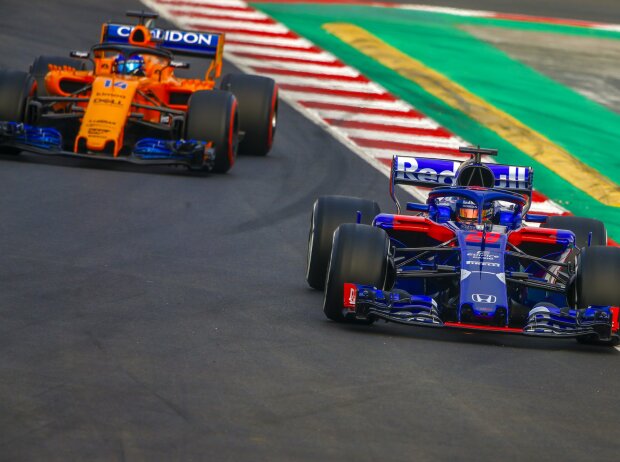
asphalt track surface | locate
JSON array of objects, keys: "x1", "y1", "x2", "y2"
[{"x1": 0, "y1": 1, "x2": 619, "y2": 460}]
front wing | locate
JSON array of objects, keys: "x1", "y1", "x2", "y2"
[
  {"x1": 344, "y1": 283, "x2": 619, "y2": 341},
  {"x1": 0, "y1": 122, "x2": 215, "y2": 169}
]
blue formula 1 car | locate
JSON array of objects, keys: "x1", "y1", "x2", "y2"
[{"x1": 306, "y1": 147, "x2": 620, "y2": 346}]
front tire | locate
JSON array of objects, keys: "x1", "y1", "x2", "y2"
[
  {"x1": 220, "y1": 74, "x2": 278, "y2": 156},
  {"x1": 185, "y1": 90, "x2": 238, "y2": 173},
  {"x1": 576, "y1": 245, "x2": 620, "y2": 308},
  {"x1": 0, "y1": 70, "x2": 35, "y2": 155},
  {"x1": 323, "y1": 223, "x2": 390, "y2": 323},
  {"x1": 306, "y1": 196, "x2": 381, "y2": 290}
]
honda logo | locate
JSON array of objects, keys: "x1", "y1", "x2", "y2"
[{"x1": 472, "y1": 294, "x2": 497, "y2": 304}]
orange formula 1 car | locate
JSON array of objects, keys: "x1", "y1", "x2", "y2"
[{"x1": 0, "y1": 11, "x2": 278, "y2": 173}]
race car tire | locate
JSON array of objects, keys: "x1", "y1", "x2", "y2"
[
  {"x1": 542, "y1": 216, "x2": 607, "y2": 249},
  {"x1": 0, "y1": 70, "x2": 35, "y2": 155},
  {"x1": 323, "y1": 223, "x2": 390, "y2": 323},
  {"x1": 30, "y1": 56, "x2": 86, "y2": 97},
  {"x1": 185, "y1": 90, "x2": 238, "y2": 174},
  {"x1": 220, "y1": 74, "x2": 278, "y2": 156},
  {"x1": 576, "y1": 245, "x2": 620, "y2": 309},
  {"x1": 306, "y1": 196, "x2": 381, "y2": 290}
]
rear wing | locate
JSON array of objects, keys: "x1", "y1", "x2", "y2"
[
  {"x1": 390, "y1": 150, "x2": 533, "y2": 211},
  {"x1": 101, "y1": 23, "x2": 224, "y2": 78},
  {"x1": 101, "y1": 23, "x2": 224, "y2": 60}
]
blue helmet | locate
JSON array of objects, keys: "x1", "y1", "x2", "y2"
[{"x1": 114, "y1": 54, "x2": 145, "y2": 75}]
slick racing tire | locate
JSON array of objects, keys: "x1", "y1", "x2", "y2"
[
  {"x1": 542, "y1": 216, "x2": 607, "y2": 249},
  {"x1": 30, "y1": 56, "x2": 87, "y2": 97},
  {"x1": 306, "y1": 196, "x2": 381, "y2": 290},
  {"x1": 220, "y1": 74, "x2": 278, "y2": 156},
  {"x1": 323, "y1": 223, "x2": 390, "y2": 323},
  {"x1": 185, "y1": 90, "x2": 239, "y2": 174},
  {"x1": 576, "y1": 245, "x2": 620, "y2": 309},
  {"x1": 0, "y1": 70, "x2": 35, "y2": 155}
]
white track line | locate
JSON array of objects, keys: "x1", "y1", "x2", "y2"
[
  {"x1": 594, "y1": 25, "x2": 620, "y2": 32},
  {"x1": 232, "y1": 57, "x2": 361, "y2": 76},
  {"x1": 166, "y1": 7, "x2": 269, "y2": 20},
  {"x1": 527, "y1": 200, "x2": 568, "y2": 214},
  {"x1": 364, "y1": 147, "x2": 470, "y2": 161},
  {"x1": 226, "y1": 44, "x2": 337, "y2": 62},
  {"x1": 395, "y1": 4, "x2": 494, "y2": 17},
  {"x1": 255, "y1": 75, "x2": 384, "y2": 93},
  {"x1": 341, "y1": 128, "x2": 460, "y2": 147},
  {"x1": 160, "y1": 0, "x2": 248, "y2": 6},
  {"x1": 224, "y1": 34, "x2": 314, "y2": 48},
  {"x1": 183, "y1": 17, "x2": 289, "y2": 33},
  {"x1": 315, "y1": 110, "x2": 440, "y2": 129},
  {"x1": 280, "y1": 92, "x2": 409, "y2": 110}
]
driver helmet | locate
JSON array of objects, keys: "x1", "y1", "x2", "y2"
[
  {"x1": 113, "y1": 54, "x2": 145, "y2": 76},
  {"x1": 455, "y1": 199, "x2": 493, "y2": 226}
]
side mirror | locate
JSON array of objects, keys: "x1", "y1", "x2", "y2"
[
  {"x1": 499, "y1": 211, "x2": 522, "y2": 230},
  {"x1": 524, "y1": 213, "x2": 547, "y2": 223},
  {"x1": 406, "y1": 202, "x2": 429, "y2": 213},
  {"x1": 434, "y1": 205, "x2": 452, "y2": 223},
  {"x1": 70, "y1": 51, "x2": 90, "y2": 59}
]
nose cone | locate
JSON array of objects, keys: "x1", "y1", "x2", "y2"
[{"x1": 458, "y1": 230, "x2": 509, "y2": 325}]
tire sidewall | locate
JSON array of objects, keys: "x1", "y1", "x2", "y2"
[
  {"x1": 576, "y1": 246, "x2": 620, "y2": 308},
  {"x1": 0, "y1": 70, "x2": 35, "y2": 123},
  {"x1": 323, "y1": 223, "x2": 390, "y2": 322},
  {"x1": 306, "y1": 196, "x2": 381, "y2": 290},
  {"x1": 185, "y1": 90, "x2": 238, "y2": 173},
  {"x1": 220, "y1": 74, "x2": 277, "y2": 156}
]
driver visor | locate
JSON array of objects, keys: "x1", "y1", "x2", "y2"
[
  {"x1": 122, "y1": 60, "x2": 142, "y2": 73},
  {"x1": 459, "y1": 208, "x2": 478, "y2": 221}
]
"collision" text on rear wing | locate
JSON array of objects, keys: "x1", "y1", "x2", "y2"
[{"x1": 102, "y1": 23, "x2": 223, "y2": 59}]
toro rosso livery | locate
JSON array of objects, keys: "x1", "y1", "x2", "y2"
[
  {"x1": 0, "y1": 11, "x2": 278, "y2": 173},
  {"x1": 307, "y1": 147, "x2": 620, "y2": 346}
]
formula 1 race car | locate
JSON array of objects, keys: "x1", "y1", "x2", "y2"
[
  {"x1": 306, "y1": 147, "x2": 620, "y2": 346},
  {"x1": 0, "y1": 10, "x2": 278, "y2": 173}
]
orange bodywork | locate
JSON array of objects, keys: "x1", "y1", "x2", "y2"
[{"x1": 41, "y1": 23, "x2": 224, "y2": 156}]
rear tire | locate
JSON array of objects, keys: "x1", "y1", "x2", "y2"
[
  {"x1": 306, "y1": 196, "x2": 381, "y2": 290},
  {"x1": 542, "y1": 216, "x2": 607, "y2": 248},
  {"x1": 323, "y1": 224, "x2": 390, "y2": 323},
  {"x1": 220, "y1": 74, "x2": 278, "y2": 156},
  {"x1": 576, "y1": 246, "x2": 620, "y2": 308},
  {"x1": 185, "y1": 90, "x2": 238, "y2": 173},
  {"x1": 30, "y1": 55, "x2": 86, "y2": 97},
  {"x1": 0, "y1": 70, "x2": 35, "y2": 155}
]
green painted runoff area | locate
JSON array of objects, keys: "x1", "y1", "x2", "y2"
[{"x1": 253, "y1": 2, "x2": 620, "y2": 238}]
